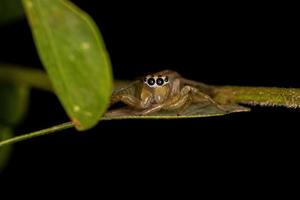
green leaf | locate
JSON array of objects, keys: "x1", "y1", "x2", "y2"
[
  {"x1": 0, "y1": 82, "x2": 29, "y2": 126},
  {"x1": 104, "y1": 103, "x2": 250, "y2": 120},
  {"x1": 0, "y1": 126, "x2": 13, "y2": 172},
  {"x1": 0, "y1": 0, "x2": 24, "y2": 26},
  {"x1": 0, "y1": 82, "x2": 29, "y2": 168},
  {"x1": 22, "y1": 0, "x2": 113, "y2": 130},
  {"x1": 0, "y1": 64, "x2": 52, "y2": 92}
]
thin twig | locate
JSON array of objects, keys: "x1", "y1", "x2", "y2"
[{"x1": 0, "y1": 122, "x2": 74, "y2": 147}]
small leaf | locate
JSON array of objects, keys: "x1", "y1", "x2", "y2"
[
  {"x1": 104, "y1": 103, "x2": 249, "y2": 120},
  {"x1": 0, "y1": 82, "x2": 29, "y2": 126},
  {"x1": 22, "y1": 0, "x2": 113, "y2": 130},
  {"x1": 0, "y1": 0, "x2": 24, "y2": 26},
  {"x1": 0, "y1": 126, "x2": 13, "y2": 172}
]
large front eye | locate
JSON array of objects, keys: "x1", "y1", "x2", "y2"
[
  {"x1": 156, "y1": 78, "x2": 164, "y2": 86},
  {"x1": 147, "y1": 78, "x2": 155, "y2": 86}
]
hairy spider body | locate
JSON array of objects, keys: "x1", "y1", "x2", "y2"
[{"x1": 107, "y1": 70, "x2": 221, "y2": 116}]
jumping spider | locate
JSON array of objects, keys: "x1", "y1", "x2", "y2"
[{"x1": 106, "y1": 70, "x2": 225, "y2": 116}]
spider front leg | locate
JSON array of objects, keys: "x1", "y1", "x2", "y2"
[
  {"x1": 165, "y1": 85, "x2": 225, "y2": 115},
  {"x1": 132, "y1": 103, "x2": 165, "y2": 115},
  {"x1": 191, "y1": 87, "x2": 229, "y2": 113},
  {"x1": 106, "y1": 93, "x2": 153, "y2": 117},
  {"x1": 110, "y1": 94, "x2": 152, "y2": 109},
  {"x1": 132, "y1": 78, "x2": 183, "y2": 116},
  {"x1": 163, "y1": 85, "x2": 196, "y2": 115}
]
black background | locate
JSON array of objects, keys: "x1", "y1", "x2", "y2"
[{"x1": 0, "y1": 0, "x2": 299, "y2": 192}]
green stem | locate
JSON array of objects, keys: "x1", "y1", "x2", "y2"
[
  {"x1": 0, "y1": 63, "x2": 52, "y2": 91},
  {"x1": 213, "y1": 86, "x2": 300, "y2": 108},
  {"x1": 0, "y1": 122, "x2": 74, "y2": 147}
]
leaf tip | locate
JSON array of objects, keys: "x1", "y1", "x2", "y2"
[{"x1": 71, "y1": 118, "x2": 83, "y2": 130}]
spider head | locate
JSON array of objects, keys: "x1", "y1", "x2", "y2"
[
  {"x1": 142, "y1": 70, "x2": 181, "y2": 103},
  {"x1": 143, "y1": 70, "x2": 180, "y2": 88},
  {"x1": 143, "y1": 74, "x2": 169, "y2": 88}
]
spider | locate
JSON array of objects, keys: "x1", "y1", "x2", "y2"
[{"x1": 106, "y1": 70, "x2": 225, "y2": 116}]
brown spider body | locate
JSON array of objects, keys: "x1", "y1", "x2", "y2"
[{"x1": 107, "y1": 70, "x2": 221, "y2": 116}]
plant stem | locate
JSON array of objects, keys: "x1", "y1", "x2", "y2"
[
  {"x1": 0, "y1": 122, "x2": 74, "y2": 147},
  {"x1": 213, "y1": 86, "x2": 300, "y2": 108},
  {"x1": 0, "y1": 63, "x2": 52, "y2": 92}
]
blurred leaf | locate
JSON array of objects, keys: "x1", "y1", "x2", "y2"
[
  {"x1": 0, "y1": 81, "x2": 29, "y2": 171},
  {"x1": 0, "y1": 126, "x2": 13, "y2": 172},
  {"x1": 22, "y1": 0, "x2": 113, "y2": 130},
  {"x1": 0, "y1": 0, "x2": 24, "y2": 26},
  {"x1": 0, "y1": 64, "x2": 52, "y2": 92},
  {"x1": 0, "y1": 82, "x2": 29, "y2": 126}
]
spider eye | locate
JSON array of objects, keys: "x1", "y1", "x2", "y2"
[
  {"x1": 164, "y1": 76, "x2": 169, "y2": 82},
  {"x1": 147, "y1": 78, "x2": 155, "y2": 86},
  {"x1": 156, "y1": 78, "x2": 164, "y2": 86}
]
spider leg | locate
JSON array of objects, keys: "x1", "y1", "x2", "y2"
[
  {"x1": 125, "y1": 81, "x2": 183, "y2": 115},
  {"x1": 164, "y1": 93, "x2": 190, "y2": 110},
  {"x1": 105, "y1": 107, "x2": 132, "y2": 117},
  {"x1": 125, "y1": 91, "x2": 187, "y2": 116},
  {"x1": 163, "y1": 86, "x2": 194, "y2": 114},
  {"x1": 110, "y1": 94, "x2": 152, "y2": 109},
  {"x1": 191, "y1": 88, "x2": 228, "y2": 113},
  {"x1": 169, "y1": 78, "x2": 181, "y2": 96},
  {"x1": 175, "y1": 96, "x2": 192, "y2": 115},
  {"x1": 165, "y1": 85, "x2": 227, "y2": 115},
  {"x1": 133, "y1": 104, "x2": 164, "y2": 115}
]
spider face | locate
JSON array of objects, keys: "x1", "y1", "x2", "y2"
[{"x1": 144, "y1": 75, "x2": 169, "y2": 88}]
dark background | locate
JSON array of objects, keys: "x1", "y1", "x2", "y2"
[{"x1": 0, "y1": 0, "x2": 299, "y2": 191}]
